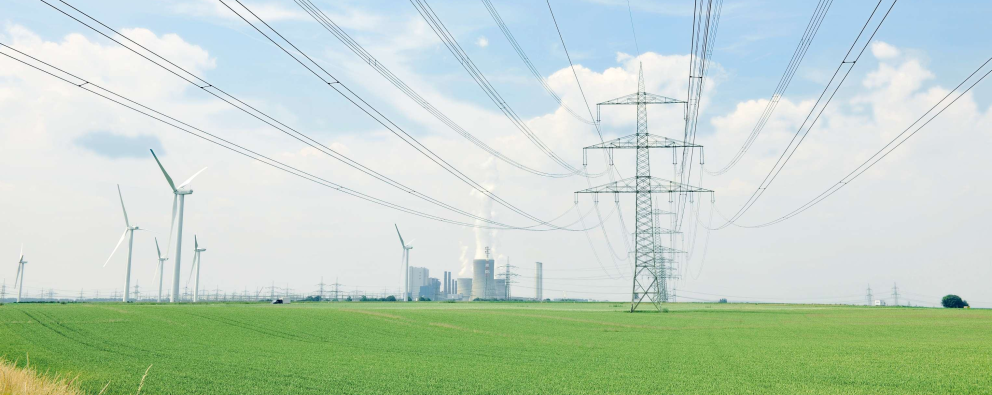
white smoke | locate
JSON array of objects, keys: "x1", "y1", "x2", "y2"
[{"x1": 464, "y1": 156, "x2": 500, "y2": 275}]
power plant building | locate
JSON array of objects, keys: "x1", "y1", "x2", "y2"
[
  {"x1": 409, "y1": 267, "x2": 429, "y2": 297},
  {"x1": 442, "y1": 271, "x2": 453, "y2": 295},
  {"x1": 418, "y1": 277, "x2": 441, "y2": 300},
  {"x1": 471, "y1": 259, "x2": 495, "y2": 300},
  {"x1": 495, "y1": 279, "x2": 506, "y2": 300},
  {"x1": 456, "y1": 278, "x2": 472, "y2": 300}
]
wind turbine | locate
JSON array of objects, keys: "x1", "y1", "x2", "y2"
[
  {"x1": 189, "y1": 236, "x2": 206, "y2": 302},
  {"x1": 150, "y1": 149, "x2": 206, "y2": 303},
  {"x1": 14, "y1": 245, "x2": 26, "y2": 303},
  {"x1": 154, "y1": 237, "x2": 167, "y2": 303},
  {"x1": 394, "y1": 224, "x2": 413, "y2": 302},
  {"x1": 104, "y1": 185, "x2": 142, "y2": 302}
]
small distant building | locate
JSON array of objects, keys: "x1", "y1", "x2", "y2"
[{"x1": 874, "y1": 299, "x2": 886, "y2": 306}]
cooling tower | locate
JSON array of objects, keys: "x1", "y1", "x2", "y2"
[
  {"x1": 456, "y1": 278, "x2": 472, "y2": 300},
  {"x1": 471, "y1": 259, "x2": 495, "y2": 300}
]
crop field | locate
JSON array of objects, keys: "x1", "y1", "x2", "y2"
[{"x1": 0, "y1": 302, "x2": 990, "y2": 394}]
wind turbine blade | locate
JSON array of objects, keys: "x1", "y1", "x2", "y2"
[
  {"x1": 18, "y1": 244, "x2": 23, "y2": 264},
  {"x1": 104, "y1": 229, "x2": 129, "y2": 267},
  {"x1": 185, "y1": 253, "x2": 197, "y2": 289},
  {"x1": 15, "y1": 262, "x2": 22, "y2": 285},
  {"x1": 178, "y1": 167, "x2": 208, "y2": 189},
  {"x1": 194, "y1": 235, "x2": 198, "y2": 250},
  {"x1": 152, "y1": 262, "x2": 159, "y2": 284},
  {"x1": 394, "y1": 224, "x2": 405, "y2": 248},
  {"x1": 154, "y1": 237, "x2": 162, "y2": 259},
  {"x1": 150, "y1": 149, "x2": 177, "y2": 192},
  {"x1": 117, "y1": 184, "x2": 130, "y2": 228},
  {"x1": 165, "y1": 195, "x2": 177, "y2": 259}
]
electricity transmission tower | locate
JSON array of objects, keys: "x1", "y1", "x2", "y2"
[
  {"x1": 652, "y1": 208, "x2": 681, "y2": 303},
  {"x1": 866, "y1": 285, "x2": 873, "y2": 306},
  {"x1": 332, "y1": 278, "x2": 342, "y2": 302},
  {"x1": 576, "y1": 64, "x2": 712, "y2": 312},
  {"x1": 317, "y1": 277, "x2": 327, "y2": 300},
  {"x1": 891, "y1": 283, "x2": 899, "y2": 306},
  {"x1": 498, "y1": 260, "x2": 518, "y2": 300}
]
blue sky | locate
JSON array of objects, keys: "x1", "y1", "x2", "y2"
[
  {"x1": 2, "y1": 0, "x2": 992, "y2": 306},
  {"x1": 9, "y1": 0, "x2": 991, "y2": 141}
]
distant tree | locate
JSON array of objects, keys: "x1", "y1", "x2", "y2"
[
  {"x1": 345, "y1": 296, "x2": 352, "y2": 302},
  {"x1": 718, "y1": 298, "x2": 728, "y2": 304},
  {"x1": 385, "y1": 295, "x2": 396, "y2": 302},
  {"x1": 303, "y1": 295, "x2": 322, "y2": 302},
  {"x1": 942, "y1": 295, "x2": 969, "y2": 308},
  {"x1": 417, "y1": 296, "x2": 431, "y2": 302},
  {"x1": 359, "y1": 295, "x2": 368, "y2": 302}
]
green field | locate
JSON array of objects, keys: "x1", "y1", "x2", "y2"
[{"x1": 0, "y1": 302, "x2": 989, "y2": 394}]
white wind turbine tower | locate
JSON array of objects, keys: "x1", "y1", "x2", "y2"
[
  {"x1": 150, "y1": 149, "x2": 207, "y2": 303},
  {"x1": 154, "y1": 237, "x2": 167, "y2": 303},
  {"x1": 14, "y1": 245, "x2": 27, "y2": 303},
  {"x1": 190, "y1": 236, "x2": 206, "y2": 302},
  {"x1": 394, "y1": 224, "x2": 413, "y2": 302},
  {"x1": 104, "y1": 185, "x2": 142, "y2": 302}
]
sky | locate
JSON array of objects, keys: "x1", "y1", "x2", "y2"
[{"x1": 1, "y1": 0, "x2": 991, "y2": 307}]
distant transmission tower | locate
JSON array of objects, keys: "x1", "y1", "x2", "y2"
[
  {"x1": 332, "y1": 278, "x2": 342, "y2": 301},
  {"x1": 652, "y1": 208, "x2": 681, "y2": 302},
  {"x1": 866, "y1": 285, "x2": 873, "y2": 306},
  {"x1": 575, "y1": 64, "x2": 712, "y2": 312},
  {"x1": 891, "y1": 283, "x2": 899, "y2": 306},
  {"x1": 317, "y1": 277, "x2": 327, "y2": 300},
  {"x1": 497, "y1": 259, "x2": 518, "y2": 300},
  {"x1": 1, "y1": 280, "x2": 6, "y2": 303}
]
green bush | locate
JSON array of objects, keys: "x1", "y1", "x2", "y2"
[{"x1": 941, "y1": 295, "x2": 969, "y2": 308}]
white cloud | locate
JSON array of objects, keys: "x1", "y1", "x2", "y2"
[
  {"x1": 871, "y1": 41, "x2": 900, "y2": 59},
  {"x1": 475, "y1": 36, "x2": 489, "y2": 48}
]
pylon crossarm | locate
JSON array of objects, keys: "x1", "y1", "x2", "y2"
[
  {"x1": 598, "y1": 92, "x2": 686, "y2": 106},
  {"x1": 576, "y1": 176, "x2": 713, "y2": 194},
  {"x1": 583, "y1": 133, "x2": 702, "y2": 151},
  {"x1": 652, "y1": 227, "x2": 679, "y2": 235}
]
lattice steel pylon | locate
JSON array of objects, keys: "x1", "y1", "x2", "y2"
[
  {"x1": 576, "y1": 64, "x2": 712, "y2": 312},
  {"x1": 652, "y1": 208, "x2": 681, "y2": 303}
]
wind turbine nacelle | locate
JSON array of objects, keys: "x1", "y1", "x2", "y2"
[{"x1": 177, "y1": 189, "x2": 194, "y2": 195}]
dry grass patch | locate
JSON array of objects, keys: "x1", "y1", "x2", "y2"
[{"x1": 0, "y1": 357, "x2": 83, "y2": 395}]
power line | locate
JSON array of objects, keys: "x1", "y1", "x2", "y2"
[
  {"x1": 479, "y1": 0, "x2": 594, "y2": 125},
  {"x1": 408, "y1": 0, "x2": 596, "y2": 177},
  {"x1": 711, "y1": 0, "x2": 897, "y2": 230},
  {"x1": 544, "y1": 0, "x2": 634, "y2": 270},
  {"x1": 220, "y1": 0, "x2": 592, "y2": 232},
  {"x1": 413, "y1": 0, "x2": 635, "y2": 278},
  {"x1": 0, "y1": 42, "x2": 527, "y2": 230},
  {"x1": 676, "y1": 0, "x2": 722, "y2": 234},
  {"x1": 730, "y1": 48, "x2": 992, "y2": 228},
  {"x1": 295, "y1": 0, "x2": 591, "y2": 178},
  {"x1": 43, "y1": 0, "x2": 589, "y2": 233},
  {"x1": 626, "y1": 0, "x2": 640, "y2": 57},
  {"x1": 706, "y1": 0, "x2": 834, "y2": 176}
]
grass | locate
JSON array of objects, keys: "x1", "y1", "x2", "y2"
[
  {"x1": 0, "y1": 356, "x2": 84, "y2": 395},
  {"x1": 0, "y1": 302, "x2": 989, "y2": 394}
]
